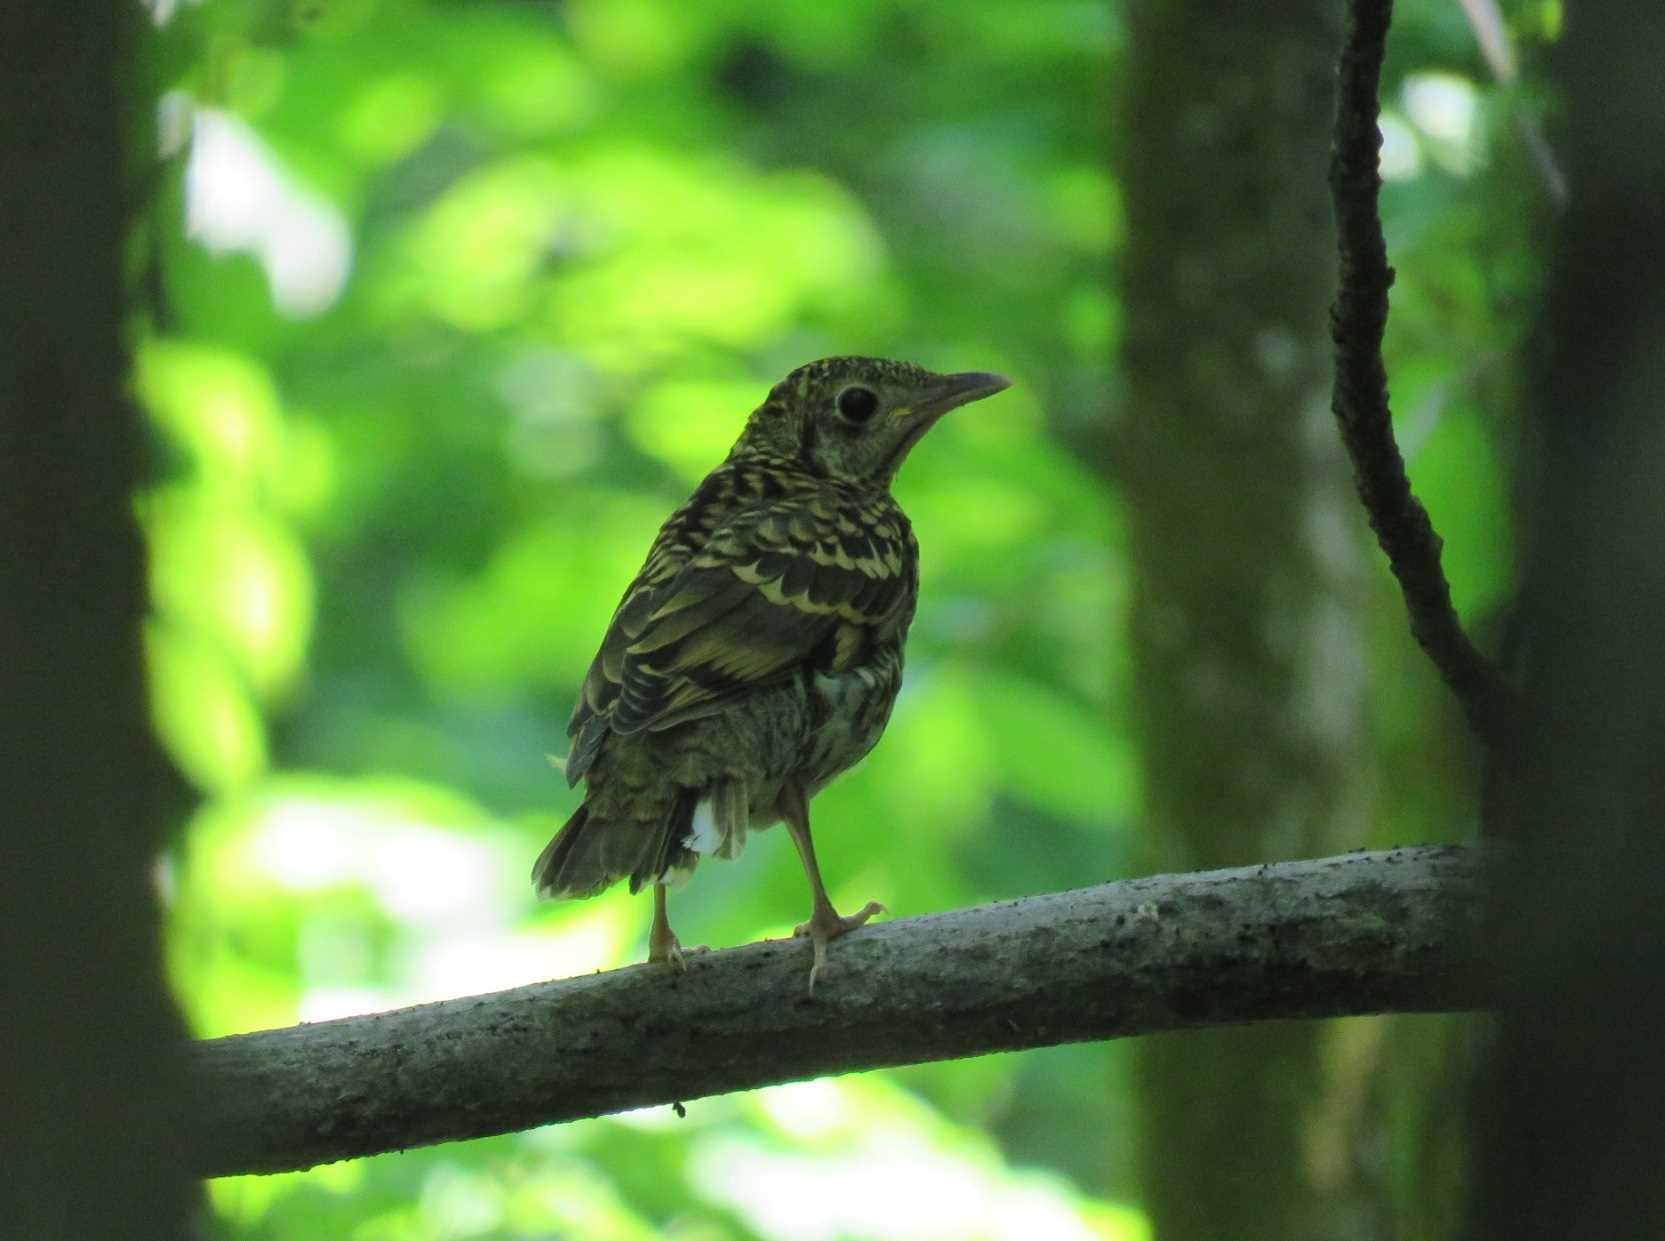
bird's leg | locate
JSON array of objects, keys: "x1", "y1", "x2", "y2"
[
  {"x1": 647, "y1": 884, "x2": 706, "y2": 973},
  {"x1": 779, "y1": 780, "x2": 885, "y2": 993}
]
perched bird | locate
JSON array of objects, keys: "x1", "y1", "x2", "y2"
[{"x1": 533, "y1": 357, "x2": 1011, "y2": 990}]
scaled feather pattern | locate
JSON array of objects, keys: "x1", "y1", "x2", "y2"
[{"x1": 533, "y1": 356, "x2": 1011, "y2": 984}]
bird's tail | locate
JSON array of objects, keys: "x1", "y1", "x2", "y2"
[{"x1": 531, "y1": 788, "x2": 699, "y2": 899}]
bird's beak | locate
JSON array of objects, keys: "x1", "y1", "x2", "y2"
[{"x1": 904, "y1": 371, "x2": 1013, "y2": 422}]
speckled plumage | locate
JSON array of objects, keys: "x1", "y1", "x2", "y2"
[{"x1": 533, "y1": 357, "x2": 1010, "y2": 987}]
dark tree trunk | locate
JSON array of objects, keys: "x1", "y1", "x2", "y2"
[
  {"x1": 1476, "y1": 2, "x2": 1665, "y2": 1235},
  {"x1": 0, "y1": 8, "x2": 198, "y2": 1238},
  {"x1": 1116, "y1": 3, "x2": 1382, "y2": 1237}
]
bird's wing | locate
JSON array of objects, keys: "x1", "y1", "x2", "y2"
[{"x1": 563, "y1": 491, "x2": 914, "y2": 785}]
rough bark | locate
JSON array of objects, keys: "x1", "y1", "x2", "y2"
[
  {"x1": 0, "y1": 6, "x2": 199, "y2": 1238},
  {"x1": 1117, "y1": 2, "x2": 1377, "y2": 1237},
  {"x1": 1475, "y1": 0, "x2": 1665, "y2": 1234},
  {"x1": 190, "y1": 846, "x2": 1483, "y2": 1178}
]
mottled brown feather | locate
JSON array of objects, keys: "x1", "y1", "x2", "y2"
[
  {"x1": 565, "y1": 456, "x2": 913, "y2": 786},
  {"x1": 536, "y1": 357, "x2": 1010, "y2": 939}
]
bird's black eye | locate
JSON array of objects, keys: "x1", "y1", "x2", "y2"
[{"x1": 837, "y1": 386, "x2": 880, "y2": 423}]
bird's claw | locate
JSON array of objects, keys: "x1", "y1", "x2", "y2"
[
  {"x1": 648, "y1": 938, "x2": 709, "y2": 974},
  {"x1": 795, "y1": 901, "x2": 886, "y2": 994}
]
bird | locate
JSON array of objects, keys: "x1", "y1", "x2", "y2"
[{"x1": 532, "y1": 356, "x2": 1011, "y2": 991}]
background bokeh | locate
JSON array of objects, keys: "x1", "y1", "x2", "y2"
[{"x1": 137, "y1": 0, "x2": 1544, "y2": 1236}]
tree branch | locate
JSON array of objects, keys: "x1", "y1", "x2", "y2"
[
  {"x1": 1329, "y1": 0, "x2": 1518, "y2": 749},
  {"x1": 191, "y1": 845, "x2": 1485, "y2": 1177}
]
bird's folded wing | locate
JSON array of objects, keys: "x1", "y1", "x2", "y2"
[{"x1": 564, "y1": 497, "x2": 911, "y2": 785}]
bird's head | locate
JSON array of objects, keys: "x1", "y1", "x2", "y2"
[{"x1": 730, "y1": 357, "x2": 1011, "y2": 490}]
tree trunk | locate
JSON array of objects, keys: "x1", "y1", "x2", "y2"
[
  {"x1": 1476, "y1": 1, "x2": 1665, "y2": 1234},
  {"x1": 1116, "y1": 3, "x2": 1379, "y2": 1237},
  {"x1": 0, "y1": 8, "x2": 198, "y2": 1237}
]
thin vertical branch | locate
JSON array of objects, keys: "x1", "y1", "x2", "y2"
[{"x1": 1329, "y1": 0, "x2": 1518, "y2": 751}]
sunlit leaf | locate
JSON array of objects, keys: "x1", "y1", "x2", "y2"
[
  {"x1": 145, "y1": 487, "x2": 315, "y2": 696},
  {"x1": 396, "y1": 492, "x2": 672, "y2": 695},
  {"x1": 626, "y1": 376, "x2": 760, "y2": 481},
  {"x1": 137, "y1": 339, "x2": 285, "y2": 492},
  {"x1": 339, "y1": 71, "x2": 444, "y2": 164},
  {"x1": 146, "y1": 620, "x2": 269, "y2": 793}
]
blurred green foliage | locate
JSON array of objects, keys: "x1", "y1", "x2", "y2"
[{"x1": 137, "y1": 0, "x2": 1542, "y2": 1235}]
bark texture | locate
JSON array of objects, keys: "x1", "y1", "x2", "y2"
[
  {"x1": 191, "y1": 846, "x2": 1483, "y2": 1178},
  {"x1": 1117, "y1": 2, "x2": 1376, "y2": 1237}
]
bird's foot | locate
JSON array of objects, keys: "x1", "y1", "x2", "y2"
[
  {"x1": 648, "y1": 934, "x2": 709, "y2": 974},
  {"x1": 794, "y1": 901, "x2": 885, "y2": 994}
]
